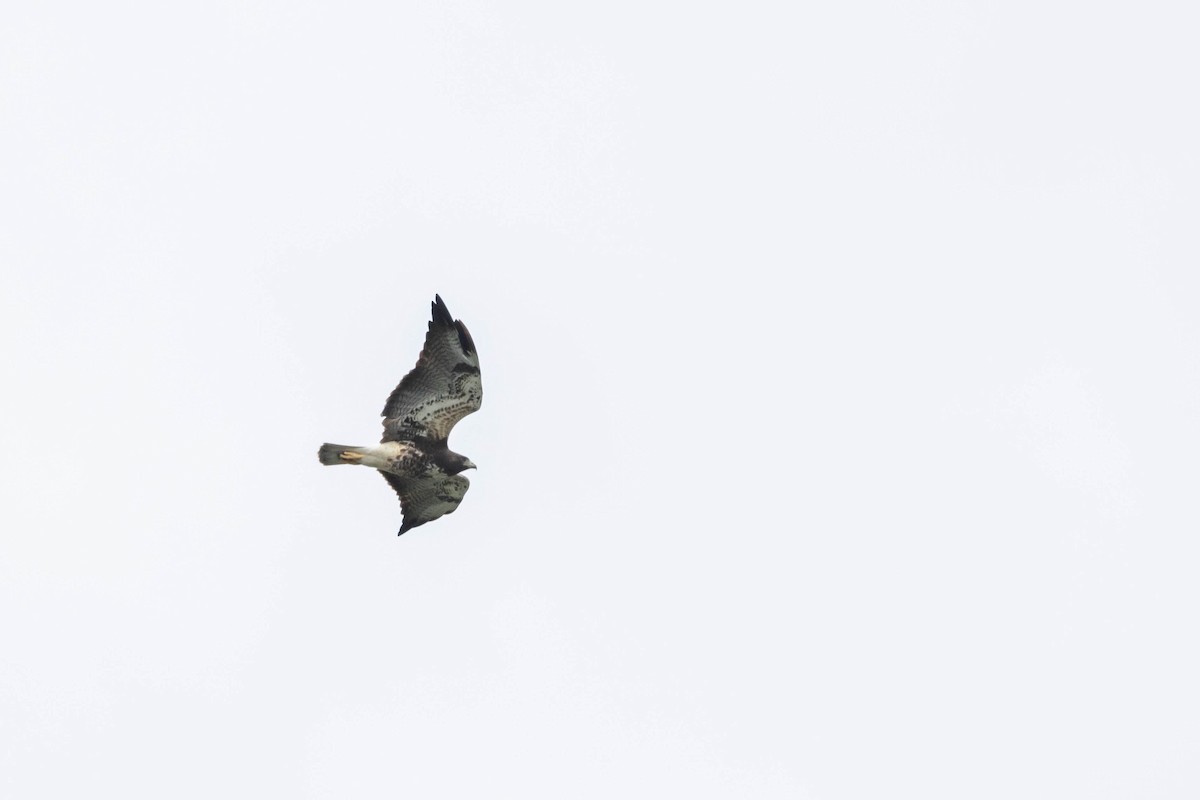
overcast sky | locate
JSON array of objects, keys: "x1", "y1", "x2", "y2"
[{"x1": 3, "y1": 2, "x2": 1198, "y2": 798}]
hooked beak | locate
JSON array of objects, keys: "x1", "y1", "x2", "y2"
[{"x1": 463, "y1": 460, "x2": 477, "y2": 470}]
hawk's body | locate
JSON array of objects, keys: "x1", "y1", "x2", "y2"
[{"x1": 318, "y1": 295, "x2": 481, "y2": 535}]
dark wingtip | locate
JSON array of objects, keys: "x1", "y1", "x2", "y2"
[
  {"x1": 455, "y1": 320, "x2": 477, "y2": 356},
  {"x1": 431, "y1": 294, "x2": 453, "y2": 326},
  {"x1": 432, "y1": 295, "x2": 475, "y2": 355}
]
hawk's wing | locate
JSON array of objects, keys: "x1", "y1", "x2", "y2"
[
  {"x1": 382, "y1": 295, "x2": 482, "y2": 443},
  {"x1": 381, "y1": 471, "x2": 471, "y2": 535}
]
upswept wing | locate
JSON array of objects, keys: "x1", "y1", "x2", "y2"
[
  {"x1": 381, "y1": 472, "x2": 471, "y2": 535},
  {"x1": 382, "y1": 295, "x2": 482, "y2": 443}
]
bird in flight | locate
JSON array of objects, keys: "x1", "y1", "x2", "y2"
[{"x1": 318, "y1": 295, "x2": 482, "y2": 535}]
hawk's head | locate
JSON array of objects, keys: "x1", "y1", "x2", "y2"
[{"x1": 441, "y1": 451, "x2": 477, "y2": 475}]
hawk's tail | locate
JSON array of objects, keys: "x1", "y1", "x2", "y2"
[{"x1": 318, "y1": 443, "x2": 371, "y2": 465}]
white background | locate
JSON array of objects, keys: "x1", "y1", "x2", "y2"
[{"x1": 3, "y1": 2, "x2": 1198, "y2": 797}]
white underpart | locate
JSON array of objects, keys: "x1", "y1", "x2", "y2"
[{"x1": 357, "y1": 441, "x2": 420, "y2": 470}]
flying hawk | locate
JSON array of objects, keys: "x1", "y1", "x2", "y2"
[{"x1": 318, "y1": 295, "x2": 482, "y2": 535}]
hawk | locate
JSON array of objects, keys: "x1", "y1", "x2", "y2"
[{"x1": 318, "y1": 295, "x2": 482, "y2": 535}]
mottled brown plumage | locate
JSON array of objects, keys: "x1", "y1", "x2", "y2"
[{"x1": 318, "y1": 295, "x2": 482, "y2": 535}]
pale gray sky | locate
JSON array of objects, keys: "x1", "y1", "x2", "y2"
[{"x1": 2, "y1": 2, "x2": 1198, "y2": 798}]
